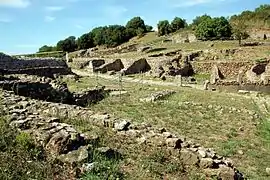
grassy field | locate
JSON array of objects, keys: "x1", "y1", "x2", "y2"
[{"x1": 63, "y1": 75, "x2": 270, "y2": 180}]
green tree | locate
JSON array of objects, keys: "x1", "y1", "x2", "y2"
[
  {"x1": 56, "y1": 36, "x2": 77, "y2": 52},
  {"x1": 212, "y1": 17, "x2": 232, "y2": 39},
  {"x1": 157, "y1": 20, "x2": 171, "y2": 36},
  {"x1": 92, "y1": 27, "x2": 107, "y2": 46},
  {"x1": 171, "y1": 17, "x2": 186, "y2": 32},
  {"x1": 195, "y1": 17, "x2": 232, "y2": 40},
  {"x1": 192, "y1": 14, "x2": 212, "y2": 27},
  {"x1": 77, "y1": 32, "x2": 94, "y2": 50},
  {"x1": 146, "y1": 25, "x2": 153, "y2": 32},
  {"x1": 38, "y1": 45, "x2": 55, "y2": 53},
  {"x1": 126, "y1": 17, "x2": 147, "y2": 37},
  {"x1": 103, "y1": 25, "x2": 128, "y2": 47}
]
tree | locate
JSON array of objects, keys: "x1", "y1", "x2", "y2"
[
  {"x1": 38, "y1": 45, "x2": 55, "y2": 53},
  {"x1": 92, "y1": 27, "x2": 107, "y2": 46},
  {"x1": 195, "y1": 16, "x2": 232, "y2": 40},
  {"x1": 103, "y1": 25, "x2": 128, "y2": 47},
  {"x1": 212, "y1": 17, "x2": 232, "y2": 39},
  {"x1": 146, "y1": 25, "x2": 153, "y2": 32},
  {"x1": 231, "y1": 19, "x2": 249, "y2": 46},
  {"x1": 126, "y1": 17, "x2": 147, "y2": 37},
  {"x1": 157, "y1": 20, "x2": 171, "y2": 36},
  {"x1": 171, "y1": 17, "x2": 186, "y2": 32},
  {"x1": 77, "y1": 32, "x2": 94, "y2": 50},
  {"x1": 192, "y1": 14, "x2": 212, "y2": 27},
  {"x1": 56, "y1": 36, "x2": 77, "y2": 52}
]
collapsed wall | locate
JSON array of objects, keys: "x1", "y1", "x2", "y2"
[
  {"x1": 0, "y1": 53, "x2": 72, "y2": 77},
  {"x1": 0, "y1": 79, "x2": 106, "y2": 107}
]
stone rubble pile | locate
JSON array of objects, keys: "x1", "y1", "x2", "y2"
[
  {"x1": 140, "y1": 90, "x2": 176, "y2": 102},
  {"x1": 0, "y1": 79, "x2": 106, "y2": 107}
]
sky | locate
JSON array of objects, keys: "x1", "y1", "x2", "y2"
[{"x1": 0, "y1": 0, "x2": 269, "y2": 54}]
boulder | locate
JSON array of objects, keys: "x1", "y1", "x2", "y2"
[
  {"x1": 246, "y1": 63, "x2": 267, "y2": 84},
  {"x1": 57, "y1": 146, "x2": 89, "y2": 164},
  {"x1": 123, "y1": 58, "x2": 151, "y2": 75},
  {"x1": 95, "y1": 59, "x2": 124, "y2": 73},
  {"x1": 210, "y1": 65, "x2": 224, "y2": 84}
]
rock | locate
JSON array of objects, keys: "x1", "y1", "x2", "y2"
[
  {"x1": 109, "y1": 91, "x2": 128, "y2": 97},
  {"x1": 95, "y1": 59, "x2": 124, "y2": 73},
  {"x1": 123, "y1": 58, "x2": 151, "y2": 75},
  {"x1": 180, "y1": 150, "x2": 199, "y2": 166},
  {"x1": 81, "y1": 162, "x2": 97, "y2": 173},
  {"x1": 266, "y1": 168, "x2": 270, "y2": 175},
  {"x1": 114, "y1": 120, "x2": 131, "y2": 131},
  {"x1": 140, "y1": 90, "x2": 176, "y2": 102},
  {"x1": 237, "y1": 150, "x2": 244, "y2": 155},
  {"x1": 165, "y1": 138, "x2": 182, "y2": 149},
  {"x1": 218, "y1": 165, "x2": 236, "y2": 180},
  {"x1": 200, "y1": 158, "x2": 214, "y2": 168},
  {"x1": 57, "y1": 146, "x2": 89, "y2": 164},
  {"x1": 138, "y1": 46, "x2": 151, "y2": 52},
  {"x1": 96, "y1": 147, "x2": 122, "y2": 159},
  {"x1": 210, "y1": 65, "x2": 224, "y2": 84},
  {"x1": 198, "y1": 150, "x2": 207, "y2": 158}
]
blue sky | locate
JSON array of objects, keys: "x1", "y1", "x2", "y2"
[{"x1": 0, "y1": 0, "x2": 269, "y2": 54}]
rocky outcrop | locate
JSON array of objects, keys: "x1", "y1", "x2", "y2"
[
  {"x1": 0, "y1": 53, "x2": 72, "y2": 77},
  {"x1": 123, "y1": 58, "x2": 151, "y2": 75},
  {"x1": 95, "y1": 59, "x2": 124, "y2": 73}
]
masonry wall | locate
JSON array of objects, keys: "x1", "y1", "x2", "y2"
[{"x1": 0, "y1": 53, "x2": 72, "y2": 77}]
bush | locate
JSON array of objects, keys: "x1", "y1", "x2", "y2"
[
  {"x1": 157, "y1": 20, "x2": 171, "y2": 36},
  {"x1": 195, "y1": 16, "x2": 232, "y2": 40},
  {"x1": 171, "y1": 17, "x2": 186, "y2": 33}
]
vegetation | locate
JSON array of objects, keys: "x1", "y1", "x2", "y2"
[
  {"x1": 195, "y1": 16, "x2": 232, "y2": 40},
  {"x1": 38, "y1": 16, "x2": 152, "y2": 53},
  {"x1": 157, "y1": 20, "x2": 171, "y2": 36},
  {"x1": 0, "y1": 117, "x2": 70, "y2": 179},
  {"x1": 35, "y1": 4, "x2": 270, "y2": 55},
  {"x1": 61, "y1": 75, "x2": 270, "y2": 180},
  {"x1": 230, "y1": 4, "x2": 270, "y2": 29}
]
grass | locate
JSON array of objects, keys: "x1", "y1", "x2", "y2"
[
  {"x1": 61, "y1": 75, "x2": 270, "y2": 179},
  {"x1": 0, "y1": 116, "x2": 72, "y2": 180}
]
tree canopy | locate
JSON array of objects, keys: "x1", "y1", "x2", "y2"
[
  {"x1": 170, "y1": 17, "x2": 186, "y2": 32},
  {"x1": 56, "y1": 36, "x2": 77, "y2": 52},
  {"x1": 157, "y1": 20, "x2": 171, "y2": 36}
]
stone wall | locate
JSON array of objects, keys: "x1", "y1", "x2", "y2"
[
  {"x1": 192, "y1": 61, "x2": 263, "y2": 79},
  {"x1": 0, "y1": 53, "x2": 72, "y2": 77}
]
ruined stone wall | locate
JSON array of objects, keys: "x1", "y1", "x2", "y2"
[
  {"x1": 192, "y1": 61, "x2": 262, "y2": 79},
  {"x1": 0, "y1": 53, "x2": 71, "y2": 77}
]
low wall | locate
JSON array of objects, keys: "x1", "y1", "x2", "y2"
[
  {"x1": 192, "y1": 61, "x2": 265, "y2": 78},
  {"x1": 0, "y1": 53, "x2": 72, "y2": 77}
]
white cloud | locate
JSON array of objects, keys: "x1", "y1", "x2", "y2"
[
  {"x1": 169, "y1": 0, "x2": 225, "y2": 7},
  {"x1": 0, "y1": 0, "x2": 30, "y2": 8},
  {"x1": 45, "y1": 6, "x2": 65, "y2": 12},
  {"x1": 44, "y1": 16, "x2": 55, "y2": 22}
]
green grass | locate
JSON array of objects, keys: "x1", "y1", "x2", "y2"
[{"x1": 59, "y1": 75, "x2": 270, "y2": 179}]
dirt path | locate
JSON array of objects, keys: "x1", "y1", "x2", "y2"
[{"x1": 72, "y1": 69, "x2": 203, "y2": 90}]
